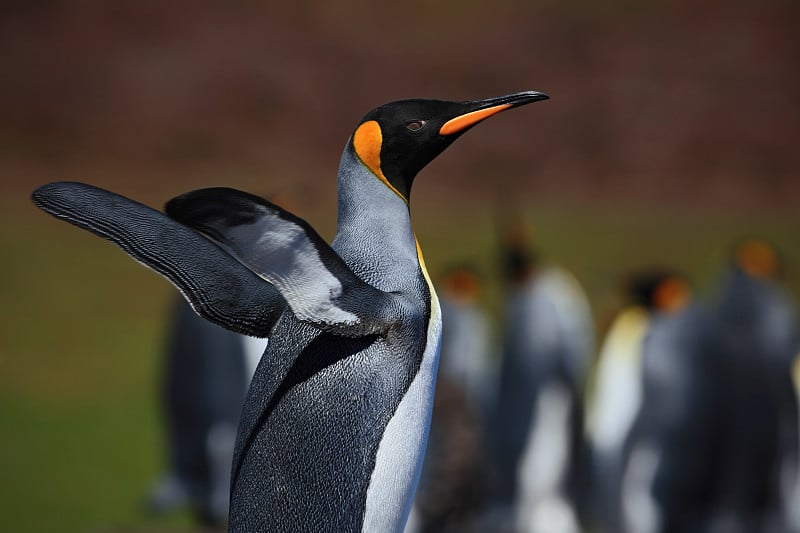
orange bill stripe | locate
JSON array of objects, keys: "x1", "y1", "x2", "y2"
[{"x1": 439, "y1": 103, "x2": 512, "y2": 135}]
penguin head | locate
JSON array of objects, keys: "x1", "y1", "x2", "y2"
[
  {"x1": 350, "y1": 91, "x2": 548, "y2": 202},
  {"x1": 626, "y1": 269, "x2": 692, "y2": 314},
  {"x1": 732, "y1": 238, "x2": 782, "y2": 280}
]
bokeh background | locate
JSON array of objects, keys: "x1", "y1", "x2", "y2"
[{"x1": 2, "y1": 0, "x2": 798, "y2": 531}]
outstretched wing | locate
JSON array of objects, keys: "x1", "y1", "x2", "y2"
[
  {"x1": 166, "y1": 187, "x2": 397, "y2": 337},
  {"x1": 32, "y1": 182, "x2": 286, "y2": 337}
]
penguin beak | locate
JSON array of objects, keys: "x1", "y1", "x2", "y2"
[{"x1": 439, "y1": 91, "x2": 549, "y2": 136}]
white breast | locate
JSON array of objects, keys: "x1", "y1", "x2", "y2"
[{"x1": 361, "y1": 289, "x2": 442, "y2": 533}]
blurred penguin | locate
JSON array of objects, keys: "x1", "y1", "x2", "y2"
[
  {"x1": 438, "y1": 265, "x2": 495, "y2": 415},
  {"x1": 146, "y1": 295, "x2": 267, "y2": 527},
  {"x1": 612, "y1": 272, "x2": 715, "y2": 533},
  {"x1": 702, "y1": 239, "x2": 800, "y2": 533},
  {"x1": 491, "y1": 225, "x2": 594, "y2": 533},
  {"x1": 585, "y1": 269, "x2": 690, "y2": 533},
  {"x1": 410, "y1": 265, "x2": 494, "y2": 533}
]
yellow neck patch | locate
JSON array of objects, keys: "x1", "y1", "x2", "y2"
[
  {"x1": 415, "y1": 238, "x2": 429, "y2": 275},
  {"x1": 416, "y1": 237, "x2": 440, "y2": 312},
  {"x1": 352, "y1": 120, "x2": 408, "y2": 203}
]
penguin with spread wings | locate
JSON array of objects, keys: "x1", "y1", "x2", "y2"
[{"x1": 32, "y1": 92, "x2": 548, "y2": 532}]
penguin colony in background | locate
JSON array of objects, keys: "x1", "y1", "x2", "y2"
[
  {"x1": 146, "y1": 296, "x2": 267, "y2": 527},
  {"x1": 587, "y1": 250, "x2": 800, "y2": 533},
  {"x1": 32, "y1": 91, "x2": 548, "y2": 532}
]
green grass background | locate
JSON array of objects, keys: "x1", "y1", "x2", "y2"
[{"x1": 2, "y1": 186, "x2": 798, "y2": 532}]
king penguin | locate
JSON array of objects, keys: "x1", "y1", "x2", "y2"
[
  {"x1": 31, "y1": 91, "x2": 548, "y2": 532},
  {"x1": 703, "y1": 239, "x2": 800, "y2": 533},
  {"x1": 491, "y1": 226, "x2": 594, "y2": 533},
  {"x1": 586, "y1": 270, "x2": 699, "y2": 533}
]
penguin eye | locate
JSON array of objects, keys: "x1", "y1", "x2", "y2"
[{"x1": 405, "y1": 120, "x2": 427, "y2": 132}]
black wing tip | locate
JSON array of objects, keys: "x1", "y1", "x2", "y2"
[
  {"x1": 32, "y1": 180, "x2": 99, "y2": 196},
  {"x1": 164, "y1": 189, "x2": 222, "y2": 223},
  {"x1": 165, "y1": 187, "x2": 272, "y2": 226},
  {"x1": 31, "y1": 181, "x2": 66, "y2": 201},
  {"x1": 166, "y1": 187, "x2": 233, "y2": 212},
  {"x1": 164, "y1": 194, "x2": 188, "y2": 220},
  {"x1": 30, "y1": 184, "x2": 49, "y2": 207},
  {"x1": 31, "y1": 181, "x2": 87, "y2": 210}
]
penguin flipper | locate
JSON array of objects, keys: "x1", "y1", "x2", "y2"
[
  {"x1": 31, "y1": 181, "x2": 286, "y2": 337},
  {"x1": 165, "y1": 188, "x2": 396, "y2": 337}
]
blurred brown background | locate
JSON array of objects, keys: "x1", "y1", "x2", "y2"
[
  {"x1": 1, "y1": 1, "x2": 798, "y2": 531},
  {"x1": 4, "y1": 0, "x2": 799, "y2": 208}
]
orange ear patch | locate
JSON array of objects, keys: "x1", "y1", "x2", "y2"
[
  {"x1": 353, "y1": 121, "x2": 407, "y2": 202},
  {"x1": 353, "y1": 121, "x2": 382, "y2": 176},
  {"x1": 439, "y1": 104, "x2": 512, "y2": 136}
]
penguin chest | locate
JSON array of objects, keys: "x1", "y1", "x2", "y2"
[
  {"x1": 361, "y1": 296, "x2": 442, "y2": 533},
  {"x1": 231, "y1": 323, "x2": 438, "y2": 532}
]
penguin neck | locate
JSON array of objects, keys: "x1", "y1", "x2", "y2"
[{"x1": 334, "y1": 145, "x2": 420, "y2": 274}]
